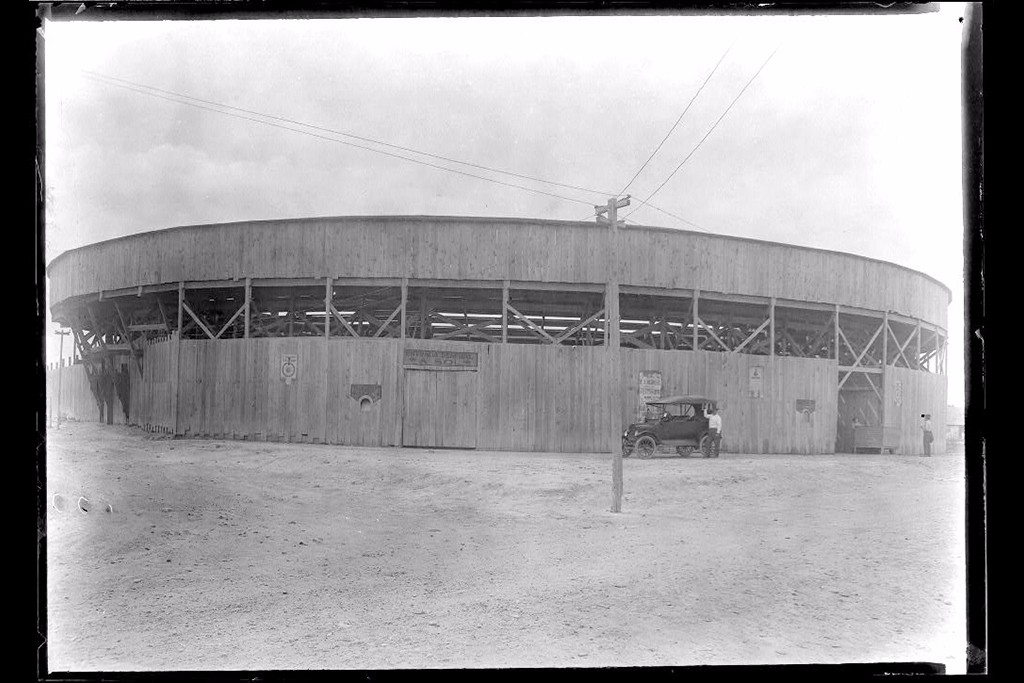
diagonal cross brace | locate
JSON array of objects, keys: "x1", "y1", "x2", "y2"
[{"x1": 505, "y1": 303, "x2": 557, "y2": 344}]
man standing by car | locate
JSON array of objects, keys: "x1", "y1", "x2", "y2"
[{"x1": 704, "y1": 405, "x2": 722, "y2": 458}]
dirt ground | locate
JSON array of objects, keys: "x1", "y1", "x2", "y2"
[{"x1": 44, "y1": 422, "x2": 966, "y2": 672}]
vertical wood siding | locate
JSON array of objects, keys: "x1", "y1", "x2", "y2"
[
  {"x1": 884, "y1": 366, "x2": 948, "y2": 454},
  {"x1": 48, "y1": 218, "x2": 949, "y2": 328}
]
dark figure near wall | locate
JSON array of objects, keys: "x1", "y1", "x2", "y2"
[{"x1": 920, "y1": 413, "x2": 933, "y2": 456}]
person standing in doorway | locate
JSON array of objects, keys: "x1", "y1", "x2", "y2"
[
  {"x1": 920, "y1": 413, "x2": 933, "y2": 456},
  {"x1": 705, "y1": 405, "x2": 722, "y2": 458}
]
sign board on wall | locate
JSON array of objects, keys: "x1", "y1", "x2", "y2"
[
  {"x1": 280, "y1": 354, "x2": 298, "y2": 385},
  {"x1": 749, "y1": 366, "x2": 765, "y2": 398},
  {"x1": 403, "y1": 348, "x2": 478, "y2": 370},
  {"x1": 893, "y1": 380, "x2": 903, "y2": 406},
  {"x1": 638, "y1": 371, "x2": 662, "y2": 421}
]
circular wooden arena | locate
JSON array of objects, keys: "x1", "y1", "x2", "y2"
[{"x1": 46, "y1": 216, "x2": 951, "y2": 454}]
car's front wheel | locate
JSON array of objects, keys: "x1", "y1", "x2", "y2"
[
  {"x1": 622, "y1": 442, "x2": 633, "y2": 458},
  {"x1": 635, "y1": 435, "x2": 657, "y2": 459}
]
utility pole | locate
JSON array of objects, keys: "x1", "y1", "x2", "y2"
[
  {"x1": 598, "y1": 195, "x2": 629, "y2": 513},
  {"x1": 54, "y1": 328, "x2": 70, "y2": 428}
]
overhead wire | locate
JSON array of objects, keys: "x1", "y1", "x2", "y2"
[
  {"x1": 614, "y1": 45, "x2": 732, "y2": 199},
  {"x1": 80, "y1": 72, "x2": 598, "y2": 209},
  {"x1": 80, "y1": 69, "x2": 616, "y2": 198},
  {"x1": 624, "y1": 45, "x2": 780, "y2": 222}
]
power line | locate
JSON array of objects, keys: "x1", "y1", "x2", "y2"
[
  {"x1": 624, "y1": 45, "x2": 780, "y2": 221},
  {"x1": 80, "y1": 69, "x2": 616, "y2": 198},
  {"x1": 615, "y1": 45, "x2": 732, "y2": 198},
  {"x1": 80, "y1": 73, "x2": 597, "y2": 209}
]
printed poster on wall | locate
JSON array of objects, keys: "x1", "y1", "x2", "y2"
[
  {"x1": 280, "y1": 354, "x2": 298, "y2": 385},
  {"x1": 749, "y1": 366, "x2": 764, "y2": 399},
  {"x1": 638, "y1": 371, "x2": 662, "y2": 421}
]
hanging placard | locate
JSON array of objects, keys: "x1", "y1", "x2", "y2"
[{"x1": 749, "y1": 366, "x2": 765, "y2": 398}]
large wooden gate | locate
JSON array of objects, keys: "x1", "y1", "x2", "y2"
[{"x1": 402, "y1": 369, "x2": 478, "y2": 448}]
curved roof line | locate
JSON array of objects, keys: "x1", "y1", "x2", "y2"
[{"x1": 45, "y1": 214, "x2": 952, "y2": 301}]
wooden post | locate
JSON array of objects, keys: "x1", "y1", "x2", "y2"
[
  {"x1": 244, "y1": 277, "x2": 251, "y2": 339},
  {"x1": 173, "y1": 281, "x2": 184, "y2": 435},
  {"x1": 324, "y1": 278, "x2": 332, "y2": 340},
  {"x1": 323, "y1": 277, "x2": 331, "y2": 444},
  {"x1": 400, "y1": 278, "x2": 408, "y2": 341},
  {"x1": 420, "y1": 293, "x2": 427, "y2": 339},
  {"x1": 603, "y1": 196, "x2": 628, "y2": 514},
  {"x1": 916, "y1": 320, "x2": 922, "y2": 370},
  {"x1": 769, "y1": 297, "x2": 776, "y2": 358},
  {"x1": 834, "y1": 305, "x2": 840, "y2": 362},
  {"x1": 881, "y1": 311, "x2": 889, "y2": 429},
  {"x1": 693, "y1": 289, "x2": 700, "y2": 351},
  {"x1": 502, "y1": 280, "x2": 509, "y2": 343}
]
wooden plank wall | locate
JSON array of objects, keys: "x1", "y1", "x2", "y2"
[
  {"x1": 771, "y1": 356, "x2": 838, "y2": 455},
  {"x1": 175, "y1": 338, "x2": 330, "y2": 442},
  {"x1": 884, "y1": 366, "x2": 948, "y2": 454},
  {"x1": 126, "y1": 336, "x2": 842, "y2": 453},
  {"x1": 327, "y1": 339, "x2": 402, "y2": 447},
  {"x1": 48, "y1": 217, "x2": 949, "y2": 328},
  {"x1": 44, "y1": 363, "x2": 111, "y2": 424},
  {"x1": 618, "y1": 350, "x2": 836, "y2": 454},
  {"x1": 129, "y1": 338, "x2": 175, "y2": 432}
]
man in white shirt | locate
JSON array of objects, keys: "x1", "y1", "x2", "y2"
[
  {"x1": 920, "y1": 413, "x2": 933, "y2": 456},
  {"x1": 704, "y1": 405, "x2": 722, "y2": 458}
]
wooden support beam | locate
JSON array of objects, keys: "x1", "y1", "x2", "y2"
[
  {"x1": 510, "y1": 280, "x2": 605, "y2": 293},
  {"x1": 733, "y1": 317, "x2": 770, "y2": 354},
  {"x1": 183, "y1": 280, "x2": 247, "y2": 290},
  {"x1": 127, "y1": 323, "x2": 169, "y2": 332},
  {"x1": 430, "y1": 311, "x2": 499, "y2": 342},
  {"x1": 112, "y1": 300, "x2": 143, "y2": 378},
  {"x1": 372, "y1": 303, "x2": 404, "y2": 339},
  {"x1": 607, "y1": 282, "x2": 619, "y2": 350},
  {"x1": 697, "y1": 290, "x2": 771, "y2": 306},
  {"x1": 775, "y1": 298, "x2": 837, "y2": 313},
  {"x1": 692, "y1": 290, "x2": 700, "y2": 351},
  {"x1": 214, "y1": 301, "x2": 248, "y2": 339},
  {"x1": 881, "y1": 311, "x2": 888, "y2": 428},
  {"x1": 502, "y1": 280, "x2": 509, "y2": 343},
  {"x1": 617, "y1": 284, "x2": 694, "y2": 299},
  {"x1": 834, "y1": 305, "x2": 840, "y2": 361},
  {"x1": 621, "y1": 336, "x2": 656, "y2": 350},
  {"x1": 177, "y1": 282, "x2": 185, "y2": 338},
  {"x1": 400, "y1": 278, "x2": 407, "y2": 341},
  {"x1": 555, "y1": 308, "x2": 606, "y2": 343},
  {"x1": 324, "y1": 278, "x2": 333, "y2": 339},
  {"x1": 883, "y1": 312, "x2": 890, "y2": 366},
  {"x1": 506, "y1": 302, "x2": 557, "y2": 344},
  {"x1": 865, "y1": 372, "x2": 882, "y2": 402},
  {"x1": 328, "y1": 303, "x2": 360, "y2": 337},
  {"x1": 769, "y1": 297, "x2": 775, "y2": 358},
  {"x1": 781, "y1": 329, "x2": 807, "y2": 358},
  {"x1": 245, "y1": 277, "x2": 252, "y2": 339},
  {"x1": 181, "y1": 300, "x2": 217, "y2": 340},
  {"x1": 696, "y1": 316, "x2": 730, "y2": 352}
]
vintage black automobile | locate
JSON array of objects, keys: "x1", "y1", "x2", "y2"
[{"x1": 622, "y1": 395, "x2": 718, "y2": 459}]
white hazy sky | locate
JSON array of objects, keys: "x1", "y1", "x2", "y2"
[{"x1": 42, "y1": 7, "x2": 968, "y2": 407}]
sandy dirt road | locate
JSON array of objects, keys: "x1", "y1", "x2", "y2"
[{"x1": 44, "y1": 422, "x2": 965, "y2": 672}]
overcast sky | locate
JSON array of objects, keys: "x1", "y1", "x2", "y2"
[{"x1": 42, "y1": 7, "x2": 968, "y2": 406}]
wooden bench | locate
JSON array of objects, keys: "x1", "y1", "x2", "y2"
[{"x1": 853, "y1": 426, "x2": 901, "y2": 454}]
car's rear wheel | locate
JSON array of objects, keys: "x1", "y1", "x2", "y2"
[
  {"x1": 636, "y1": 436, "x2": 656, "y2": 459},
  {"x1": 699, "y1": 433, "x2": 711, "y2": 458}
]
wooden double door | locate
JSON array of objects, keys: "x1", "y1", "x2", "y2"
[{"x1": 402, "y1": 369, "x2": 478, "y2": 448}]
